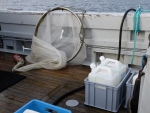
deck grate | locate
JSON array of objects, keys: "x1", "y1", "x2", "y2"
[{"x1": 0, "y1": 70, "x2": 26, "y2": 92}]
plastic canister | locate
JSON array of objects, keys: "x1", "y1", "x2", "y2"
[
  {"x1": 90, "y1": 63, "x2": 97, "y2": 73},
  {"x1": 99, "y1": 56, "x2": 127, "y2": 78},
  {"x1": 88, "y1": 66, "x2": 121, "y2": 87},
  {"x1": 88, "y1": 63, "x2": 97, "y2": 83}
]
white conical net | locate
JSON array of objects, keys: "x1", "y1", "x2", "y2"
[{"x1": 13, "y1": 7, "x2": 87, "y2": 72}]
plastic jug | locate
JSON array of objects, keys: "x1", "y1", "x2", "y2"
[
  {"x1": 90, "y1": 63, "x2": 97, "y2": 73},
  {"x1": 99, "y1": 56, "x2": 127, "y2": 77},
  {"x1": 88, "y1": 66, "x2": 121, "y2": 87}
]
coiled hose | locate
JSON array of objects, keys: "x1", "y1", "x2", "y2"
[
  {"x1": 52, "y1": 85, "x2": 85, "y2": 105},
  {"x1": 48, "y1": 85, "x2": 85, "y2": 112}
]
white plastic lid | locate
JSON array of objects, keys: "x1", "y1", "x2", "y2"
[
  {"x1": 66, "y1": 99, "x2": 79, "y2": 107},
  {"x1": 90, "y1": 63, "x2": 96, "y2": 69},
  {"x1": 99, "y1": 56, "x2": 105, "y2": 61}
]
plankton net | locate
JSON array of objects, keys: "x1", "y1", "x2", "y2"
[{"x1": 13, "y1": 7, "x2": 87, "y2": 72}]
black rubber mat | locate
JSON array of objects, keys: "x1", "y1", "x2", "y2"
[{"x1": 0, "y1": 70, "x2": 26, "y2": 92}]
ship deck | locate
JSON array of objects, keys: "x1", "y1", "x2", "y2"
[{"x1": 0, "y1": 52, "x2": 126, "y2": 113}]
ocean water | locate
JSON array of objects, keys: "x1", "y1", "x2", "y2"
[{"x1": 0, "y1": 0, "x2": 150, "y2": 12}]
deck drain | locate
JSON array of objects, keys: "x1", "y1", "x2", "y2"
[
  {"x1": 66, "y1": 99, "x2": 79, "y2": 107},
  {"x1": 0, "y1": 70, "x2": 26, "y2": 92}
]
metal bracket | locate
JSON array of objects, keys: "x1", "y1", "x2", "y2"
[{"x1": 21, "y1": 41, "x2": 31, "y2": 53}]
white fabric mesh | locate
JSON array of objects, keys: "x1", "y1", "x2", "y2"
[
  {"x1": 37, "y1": 11, "x2": 81, "y2": 60},
  {"x1": 13, "y1": 9, "x2": 87, "y2": 72}
]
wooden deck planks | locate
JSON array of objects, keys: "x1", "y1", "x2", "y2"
[{"x1": 0, "y1": 52, "x2": 126, "y2": 113}]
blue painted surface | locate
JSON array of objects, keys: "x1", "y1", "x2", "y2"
[{"x1": 14, "y1": 99, "x2": 72, "y2": 113}]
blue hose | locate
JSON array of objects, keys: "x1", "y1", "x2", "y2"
[{"x1": 142, "y1": 54, "x2": 147, "y2": 70}]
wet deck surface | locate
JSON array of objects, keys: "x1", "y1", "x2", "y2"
[{"x1": 0, "y1": 52, "x2": 127, "y2": 113}]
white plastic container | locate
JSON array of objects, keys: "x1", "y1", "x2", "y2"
[
  {"x1": 85, "y1": 68, "x2": 131, "y2": 112},
  {"x1": 90, "y1": 63, "x2": 97, "y2": 73},
  {"x1": 23, "y1": 109, "x2": 39, "y2": 113},
  {"x1": 88, "y1": 66, "x2": 121, "y2": 87},
  {"x1": 99, "y1": 56, "x2": 127, "y2": 77}
]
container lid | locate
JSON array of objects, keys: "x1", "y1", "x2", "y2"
[
  {"x1": 90, "y1": 63, "x2": 96, "y2": 69},
  {"x1": 66, "y1": 99, "x2": 79, "y2": 107},
  {"x1": 99, "y1": 56, "x2": 105, "y2": 61}
]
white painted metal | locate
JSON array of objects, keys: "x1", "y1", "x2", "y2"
[
  {"x1": 0, "y1": 10, "x2": 150, "y2": 66},
  {"x1": 138, "y1": 47, "x2": 150, "y2": 113}
]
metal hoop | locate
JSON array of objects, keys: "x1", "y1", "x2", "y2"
[{"x1": 34, "y1": 7, "x2": 84, "y2": 62}]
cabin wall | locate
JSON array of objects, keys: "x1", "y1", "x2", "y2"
[{"x1": 0, "y1": 10, "x2": 149, "y2": 66}]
